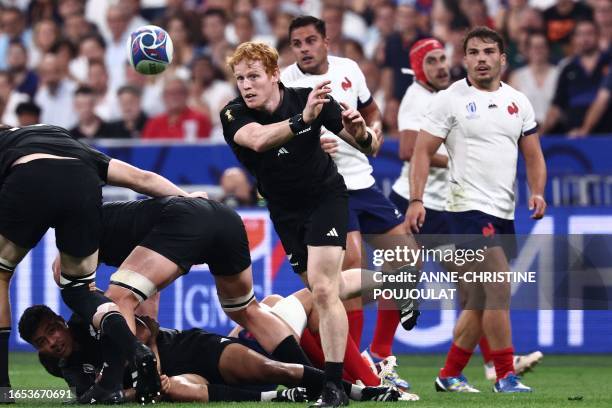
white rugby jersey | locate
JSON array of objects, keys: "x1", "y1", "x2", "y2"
[
  {"x1": 393, "y1": 81, "x2": 449, "y2": 211},
  {"x1": 281, "y1": 56, "x2": 375, "y2": 190},
  {"x1": 421, "y1": 79, "x2": 538, "y2": 220}
]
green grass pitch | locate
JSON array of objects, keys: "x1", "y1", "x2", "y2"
[{"x1": 7, "y1": 353, "x2": 612, "y2": 407}]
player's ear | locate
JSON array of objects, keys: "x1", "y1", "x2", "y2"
[{"x1": 500, "y1": 52, "x2": 507, "y2": 68}]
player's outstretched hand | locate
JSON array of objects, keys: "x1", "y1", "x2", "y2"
[
  {"x1": 160, "y1": 375, "x2": 171, "y2": 394},
  {"x1": 339, "y1": 101, "x2": 367, "y2": 141},
  {"x1": 320, "y1": 136, "x2": 339, "y2": 156},
  {"x1": 186, "y1": 191, "x2": 209, "y2": 199},
  {"x1": 303, "y1": 80, "x2": 332, "y2": 124},
  {"x1": 406, "y1": 201, "x2": 426, "y2": 233},
  {"x1": 529, "y1": 194, "x2": 546, "y2": 219}
]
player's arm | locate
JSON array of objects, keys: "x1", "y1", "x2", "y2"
[
  {"x1": 407, "y1": 130, "x2": 444, "y2": 232},
  {"x1": 160, "y1": 374, "x2": 210, "y2": 402},
  {"x1": 232, "y1": 82, "x2": 333, "y2": 152},
  {"x1": 358, "y1": 100, "x2": 383, "y2": 155},
  {"x1": 519, "y1": 133, "x2": 547, "y2": 219},
  {"x1": 106, "y1": 159, "x2": 208, "y2": 198},
  {"x1": 399, "y1": 128, "x2": 448, "y2": 168}
]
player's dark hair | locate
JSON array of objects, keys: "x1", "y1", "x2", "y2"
[
  {"x1": 463, "y1": 26, "x2": 505, "y2": 54},
  {"x1": 16, "y1": 101, "x2": 42, "y2": 116},
  {"x1": 18, "y1": 305, "x2": 60, "y2": 345},
  {"x1": 289, "y1": 15, "x2": 326, "y2": 39}
]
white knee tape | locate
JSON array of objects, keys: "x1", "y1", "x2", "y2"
[
  {"x1": 270, "y1": 295, "x2": 308, "y2": 336},
  {"x1": 110, "y1": 269, "x2": 157, "y2": 302},
  {"x1": 0, "y1": 256, "x2": 16, "y2": 273},
  {"x1": 220, "y1": 288, "x2": 255, "y2": 312},
  {"x1": 59, "y1": 270, "x2": 96, "y2": 288}
]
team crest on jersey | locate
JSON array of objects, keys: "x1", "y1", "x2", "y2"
[
  {"x1": 507, "y1": 102, "x2": 519, "y2": 116},
  {"x1": 224, "y1": 109, "x2": 234, "y2": 122},
  {"x1": 465, "y1": 102, "x2": 479, "y2": 119},
  {"x1": 341, "y1": 76, "x2": 352, "y2": 91}
]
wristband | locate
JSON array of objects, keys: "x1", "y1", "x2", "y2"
[
  {"x1": 409, "y1": 198, "x2": 424, "y2": 205},
  {"x1": 289, "y1": 113, "x2": 307, "y2": 135},
  {"x1": 357, "y1": 131, "x2": 373, "y2": 148}
]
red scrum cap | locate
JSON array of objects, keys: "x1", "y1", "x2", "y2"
[{"x1": 409, "y1": 38, "x2": 444, "y2": 84}]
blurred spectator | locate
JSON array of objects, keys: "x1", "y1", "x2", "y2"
[
  {"x1": 570, "y1": 64, "x2": 612, "y2": 137},
  {"x1": 508, "y1": 32, "x2": 559, "y2": 124},
  {"x1": 35, "y1": 52, "x2": 77, "y2": 128},
  {"x1": 7, "y1": 40, "x2": 38, "y2": 98},
  {"x1": 228, "y1": 10, "x2": 276, "y2": 46},
  {"x1": 166, "y1": 14, "x2": 195, "y2": 68},
  {"x1": 87, "y1": 59, "x2": 121, "y2": 121},
  {"x1": 360, "y1": 58, "x2": 385, "y2": 117},
  {"x1": 199, "y1": 8, "x2": 231, "y2": 68},
  {"x1": 141, "y1": 76, "x2": 212, "y2": 140},
  {"x1": 543, "y1": 0, "x2": 592, "y2": 57},
  {"x1": 63, "y1": 12, "x2": 96, "y2": 48},
  {"x1": 271, "y1": 11, "x2": 295, "y2": 46},
  {"x1": 505, "y1": 7, "x2": 546, "y2": 69},
  {"x1": 123, "y1": 60, "x2": 164, "y2": 117},
  {"x1": 232, "y1": 12, "x2": 256, "y2": 44},
  {"x1": 0, "y1": 71, "x2": 29, "y2": 126},
  {"x1": 58, "y1": 0, "x2": 86, "y2": 22},
  {"x1": 342, "y1": 39, "x2": 365, "y2": 63},
  {"x1": 189, "y1": 55, "x2": 236, "y2": 140},
  {"x1": 0, "y1": 7, "x2": 32, "y2": 70},
  {"x1": 106, "y1": 85, "x2": 148, "y2": 138},
  {"x1": 459, "y1": 0, "x2": 494, "y2": 28},
  {"x1": 69, "y1": 85, "x2": 114, "y2": 139},
  {"x1": 321, "y1": 4, "x2": 345, "y2": 56},
  {"x1": 324, "y1": 0, "x2": 368, "y2": 48},
  {"x1": 593, "y1": 0, "x2": 612, "y2": 51},
  {"x1": 447, "y1": 17, "x2": 470, "y2": 81},
  {"x1": 50, "y1": 39, "x2": 77, "y2": 80},
  {"x1": 542, "y1": 19, "x2": 611, "y2": 135},
  {"x1": 220, "y1": 167, "x2": 257, "y2": 208},
  {"x1": 431, "y1": 0, "x2": 463, "y2": 43},
  {"x1": 70, "y1": 33, "x2": 106, "y2": 83},
  {"x1": 26, "y1": 0, "x2": 60, "y2": 26},
  {"x1": 382, "y1": 5, "x2": 423, "y2": 101},
  {"x1": 277, "y1": 37, "x2": 295, "y2": 69},
  {"x1": 15, "y1": 100, "x2": 41, "y2": 126},
  {"x1": 251, "y1": 0, "x2": 281, "y2": 37},
  {"x1": 494, "y1": 0, "x2": 528, "y2": 35},
  {"x1": 121, "y1": 0, "x2": 149, "y2": 33},
  {"x1": 29, "y1": 19, "x2": 59, "y2": 68},
  {"x1": 104, "y1": 4, "x2": 130, "y2": 92},
  {"x1": 364, "y1": 1, "x2": 395, "y2": 60}
]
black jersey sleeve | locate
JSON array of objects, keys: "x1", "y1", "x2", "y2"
[
  {"x1": 220, "y1": 101, "x2": 259, "y2": 144},
  {"x1": 77, "y1": 140, "x2": 112, "y2": 182},
  {"x1": 318, "y1": 94, "x2": 344, "y2": 135}
]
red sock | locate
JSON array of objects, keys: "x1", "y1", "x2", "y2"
[
  {"x1": 347, "y1": 309, "x2": 364, "y2": 348},
  {"x1": 370, "y1": 300, "x2": 399, "y2": 358},
  {"x1": 479, "y1": 337, "x2": 493, "y2": 364},
  {"x1": 299, "y1": 329, "x2": 325, "y2": 369},
  {"x1": 343, "y1": 334, "x2": 380, "y2": 386},
  {"x1": 440, "y1": 343, "x2": 473, "y2": 378},
  {"x1": 490, "y1": 347, "x2": 514, "y2": 380}
]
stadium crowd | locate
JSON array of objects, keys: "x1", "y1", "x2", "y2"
[{"x1": 0, "y1": 0, "x2": 610, "y2": 141}]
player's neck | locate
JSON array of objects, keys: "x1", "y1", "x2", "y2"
[
  {"x1": 467, "y1": 76, "x2": 501, "y2": 92},
  {"x1": 261, "y1": 86, "x2": 283, "y2": 113}
]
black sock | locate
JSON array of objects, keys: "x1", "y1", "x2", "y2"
[
  {"x1": 98, "y1": 336, "x2": 126, "y2": 390},
  {"x1": 0, "y1": 328, "x2": 10, "y2": 386},
  {"x1": 99, "y1": 312, "x2": 138, "y2": 356},
  {"x1": 300, "y1": 365, "x2": 325, "y2": 400},
  {"x1": 271, "y1": 335, "x2": 312, "y2": 366},
  {"x1": 207, "y1": 384, "x2": 261, "y2": 402},
  {"x1": 324, "y1": 361, "x2": 344, "y2": 388}
]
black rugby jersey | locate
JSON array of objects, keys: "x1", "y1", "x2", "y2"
[{"x1": 221, "y1": 84, "x2": 347, "y2": 208}]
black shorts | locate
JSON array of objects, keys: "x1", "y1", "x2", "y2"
[
  {"x1": 0, "y1": 159, "x2": 102, "y2": 257},
  {"x1": 140, "y1": 198, "x2": 251, "y2": 275},
  {"x1": 269, "y1": 190, "x2": 348, "y2": 274},
  {"x1": 158, "y1": 329, "x2": 238, "y2": 384}
]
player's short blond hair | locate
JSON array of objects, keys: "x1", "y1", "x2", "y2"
[{"x1": 227, "y1": 41, "x2": 279, "y2": 75}]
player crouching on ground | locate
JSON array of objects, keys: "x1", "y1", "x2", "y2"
[{"x1": 19, "y1": 305, "x2": 403, "y2": 404}]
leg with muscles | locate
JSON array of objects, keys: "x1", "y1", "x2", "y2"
[
  {"x1": 58, "y1": 251, "x2": 161, "y2": 403},
  {"x1": 215, "y1": 267, "x2": 311, "y2": 366},
  {"x1": 342, "y1": 231, "x2": 364, "y2": 347},
  {"x1": 0, "y1": 235, "x2": 28, "y2": 399},
  {"x1": 160, "y1": 374, "x2": 277, "y2": 403},
  {"x1": 306, "y1": 245, "x2": 348, "y2": 405}
]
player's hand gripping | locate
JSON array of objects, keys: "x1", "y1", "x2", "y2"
[
  {"x1": 406, "y1": 200, "x2": 426, "y2": 233},
  {"x1": 302, "y1": 80, "x2": 332, "y2": 124},
  {"x1": 529, "y1": 194, "x2": 547, "y2": 219},
  {"x1": 339, "y1": 101, "x2": 367, "y2": 142}
]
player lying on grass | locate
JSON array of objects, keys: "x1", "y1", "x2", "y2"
[
  {"x1": 227, "y1": 285, "x2": 420, "y2": 401},
  {"x1": 18, "y1": 305, "x2": 402, "y2": 404},
  {"x1": 52, "y1": 196, "x2": 312, "y2": 368}
]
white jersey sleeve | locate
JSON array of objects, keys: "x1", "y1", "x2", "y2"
[
  {"x1": 352, "y1": 59, "x2": 373, "y2": 108},
  {"x1": 518, "y1": 92, "x2": 538, "y2": 135}
]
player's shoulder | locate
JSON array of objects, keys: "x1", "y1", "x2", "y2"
[
  {"x1": 405, "y1": 81, "x2": 434, "y2": 100},
  {"x1": 328, "y1": 55, "x2": 359, "y2": 69},
  {"x1": 280, "y1": 62, "x2": 302, "y2": 82},
  {"x1": 501, "y1": 81, "x2": 531, "y2": 105}
]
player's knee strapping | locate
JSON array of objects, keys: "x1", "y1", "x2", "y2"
[
  {"x1": 109, "y1": 269, "x2": 157, "y2": 302},
  {"x1": 0, "y1": 257, "x2": 16, "y2": 274},
  {"x1": 219, "y1": 288, "x2": 255, "y2": 312},
  {"x1": 59, "y1": 270, "x2": 109, "y2": 322}
]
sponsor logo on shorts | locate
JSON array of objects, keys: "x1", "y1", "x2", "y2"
[
  {"x1": 278, "y1": 147, "x2": 290, "y2": 156},
  {"x1": 326, "y1": 228, "x2": 339, "y2": 237}
]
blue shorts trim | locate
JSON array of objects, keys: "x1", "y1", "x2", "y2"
[{"x1": 347, "y1": 186, "x2": 404, "y2": 233}]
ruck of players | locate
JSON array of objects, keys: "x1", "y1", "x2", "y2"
[{"x1": 0, "y1": 14, "x2": 548, "y2": 407}]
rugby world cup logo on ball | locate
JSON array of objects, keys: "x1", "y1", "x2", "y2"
[{"x1": 127, "y1": 25, "x2": 174, "y2": 75}]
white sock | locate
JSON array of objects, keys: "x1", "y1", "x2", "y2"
[{"x1": 260, "y1": 391, "x2": 277, "y2": 401}]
